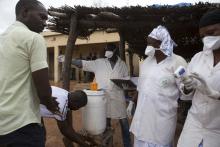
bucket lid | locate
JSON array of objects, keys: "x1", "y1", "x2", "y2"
[{"x1": 83, "y1": 89, "x2": 105, "y2": 96}]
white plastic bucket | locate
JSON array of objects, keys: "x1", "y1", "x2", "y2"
[{"x1": 82, "y1": 90, "x2": 106, "y2": 135}]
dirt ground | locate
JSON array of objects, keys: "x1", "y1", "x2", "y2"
[{"x1": 45, "y1": 81, "x2": 183, "y2": 147}]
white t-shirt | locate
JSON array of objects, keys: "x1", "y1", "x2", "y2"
[{"x1": 40, "y1": 86, "x2": 69, "y2": 121}]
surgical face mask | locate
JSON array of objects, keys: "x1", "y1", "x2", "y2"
[
  {"x1": 202, "y1": 36, "x2": 220, "y2": 51},
  {"x1": 145, "y1": 46, "x2": 156, "y2": 57},
  {"x1": 105, "y1": 51, "x2": 114, "y2": 58}
]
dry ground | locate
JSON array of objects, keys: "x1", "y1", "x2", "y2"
[{"x1": 45, "y1": 81, "x2": 183, "y2": 147}]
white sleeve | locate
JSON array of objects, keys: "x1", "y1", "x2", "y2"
[
  {"x1": 40, "y1": 104, "x2": 68, "y2": 121},
  {"x1": 40, "y1": 86, "x2": 69, "y2": 121},
  {"x1": 82, "y1": 60, "x2": 96, "y2": 72},
  {"x1": 40, "y1": 104, "x2": 53, "y2": 118},
  {"x1": 29, "y1": 34, "x2": 48, "y2": 72}
]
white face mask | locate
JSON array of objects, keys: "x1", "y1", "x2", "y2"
[
  {"x1": 145, "y1": 46, "x2": 156, "y2": 57},
  {"x1": 202, "y1": 36, "x2": 220, "y2": 51},
  {"x1": 105, "y1": 51, "x2": 114, "y2": 58}
]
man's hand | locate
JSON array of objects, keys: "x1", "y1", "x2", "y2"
[
  {"x1": 77, "y1": 130, "x2": 101, "y2": 147},
  {"x1": 84, "y1": 136, "x2": 101, "y2": 147},
  {"x1": 181, "y1": 75, "x2": 197, "y2": 91},
  {"x1": 44, "y1": 96, "x2": 61, "y2": 116}
]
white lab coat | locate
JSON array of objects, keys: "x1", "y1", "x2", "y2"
[
  {"x1": 130, "y1": 54, "x2": 187, "y2": 146},
  {"x1": 177, "y1": 51, "x2": 220, "y2": 147},
  {"x1": 40, "y1": 86, "x2": 69, "y2": 121},
  {"x1": 82, "y1": 57, "x2": 129, "y2": 119}
]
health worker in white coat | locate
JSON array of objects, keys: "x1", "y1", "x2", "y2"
[
  {"x1": 177, "y1": 9, "x2": 220, "y2": 147},
  {"x1": 130, "y1": 25, "x2": 187, "y2": 147},
  {"x1": 71, "y1": 43, "x2": 131, "y2": 147}
]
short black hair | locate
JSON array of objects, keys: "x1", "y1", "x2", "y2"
[
  {"x1": 15, "y1": 0, "x2": 43, "y2": 16},
  {"x1": 106, "y1": 43, "x2": 116, "y2": 51},
  {"x1": 68, "y1": 90, "x2": 87, "y2": 107}
]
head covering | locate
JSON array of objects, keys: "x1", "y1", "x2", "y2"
[
  {"x1": 199, "y1": 9, "x2": 220, "y2": 28},
  {"x1": 148, "y1": 25, "x2": 177, "y2": 56}
]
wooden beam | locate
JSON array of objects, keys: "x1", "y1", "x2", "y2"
[
  {"x1": 48, "y1": 11, "x2": 68, "y2": 18},
  {"x1": 98, "y1": 12, "x2": 121, "y2": 20},
  {"x1": 79, "y1": 19, "x2": 153, "y2": 28},
  {"x1": 62, "y1": 14, "x2": 78, "y2": 90},
  {"x1": 78, "y1": 19, "x2": 198, "y2": 29}
]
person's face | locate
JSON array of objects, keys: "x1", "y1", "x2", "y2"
[
  {"x1": 68, "y1": 96, "x2": 85, "y2": 111},
  {"x1": 105, "y1": 47, "x2": 116, "y2": 59},
  {"x1": 68, "y1": 99, "x2": 80, "y2": 111},
  {"x1": 24, "y1": 4, "x2": 48, "y2": 33},
  {"x1": 199, "y1": 23, "x2": 220, "y2": 38},
  {"x1": 70, "y1": 104, "x2": 80, "y2": 111},
  {"x1": 147, "y1": 37, "x2": 161, "y2": 48}
]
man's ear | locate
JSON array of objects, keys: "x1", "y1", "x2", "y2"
[{"x1": 21, "y1": 8, "x2": 29, "y2": 19}]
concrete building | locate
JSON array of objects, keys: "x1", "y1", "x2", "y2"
[{"x1": 42, "y1": 31, "x2": 140, "y2": 83}]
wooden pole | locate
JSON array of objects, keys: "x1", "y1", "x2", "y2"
[
  {"x1": 62, "y1": 14, "x2": 78, "y2": 90},
  {"x1": 119, "y1": 31, "x2": 125, "y2": 61},
  {"x1": 62, "y1": 14, "x2": 78, "y2": 147}
]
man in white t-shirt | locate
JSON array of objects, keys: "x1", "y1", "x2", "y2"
[{"x1": 41, "y1": 86, "x2": 97, "y2": 147}]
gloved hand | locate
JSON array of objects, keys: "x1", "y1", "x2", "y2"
[
  {"x1": 127, "y1": 101, "x2": 134, "y2": 118},
  {"x1": 190, "y1": 73, "x2": 220, "y2": 100},
  {"x1": 57, "y1": 55, "x2": 65, "y2": 62},
  {"x1": 181, "y1": 75, "x2": 197, "y2": 90}
]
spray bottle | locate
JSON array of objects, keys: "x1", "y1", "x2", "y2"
[{"x1": 90, "y1": 78, "x2": 98, "y2": 91}]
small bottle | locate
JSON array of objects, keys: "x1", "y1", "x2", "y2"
[{"x1": 90, "y1": 82, "x2": 98, "y2": 91}]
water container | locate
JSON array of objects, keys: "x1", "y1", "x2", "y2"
[{"x1": 82, "y1": 90, "x2": 106, "y2": 135}]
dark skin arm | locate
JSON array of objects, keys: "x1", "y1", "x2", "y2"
[
  {"x1": 32, "y1": 68, "x2": 60, "y2": 114},
  {"x1": 56, "y1": 119, "x2": 97, "y2": 147}
]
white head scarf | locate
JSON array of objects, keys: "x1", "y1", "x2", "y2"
[{"x1": 148, "y1": 25, "x2": 177, "y2": 56}]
